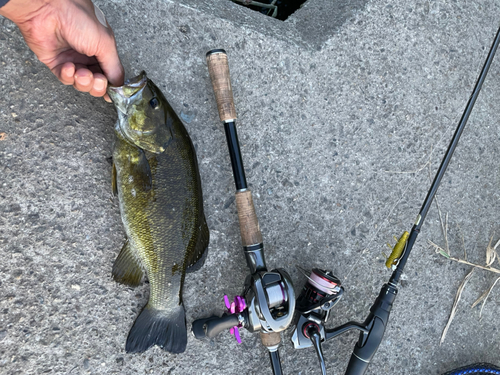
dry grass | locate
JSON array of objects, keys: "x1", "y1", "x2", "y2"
[
  {"x1": 430, "y1": 212, "x2": 500, "y2": 344},
  {"x1": 438, "y1": 268, "x2": 475, "y2": 345}
]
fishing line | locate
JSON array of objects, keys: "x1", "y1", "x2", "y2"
[
  {"x1": 343, "y1": 125, "x2": 453, "y2": 280},
  {"x1": 342, "y1": 27, "x2": 498, "y2": 281}
]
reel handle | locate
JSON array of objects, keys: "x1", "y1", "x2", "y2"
[
  {"x1": 309, "y1": 329, "x2": 327, "y2": 375},
  {"x1": 206, "y1": 49, "x2": 237, "y2": 122},
  {"x1": 192, "y1": 313, "x2": 240, "y2": 339}
]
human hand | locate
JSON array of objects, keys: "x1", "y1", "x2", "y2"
[{"x1": 0, "y1": 0, "x2": 124, "y2": 101}]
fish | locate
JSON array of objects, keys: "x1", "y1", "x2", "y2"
[{"x1": 107, "y1": 71, "x2": 210, "y2": 354}]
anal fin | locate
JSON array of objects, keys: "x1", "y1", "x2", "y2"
[
  {"x1": 112, "y1": 240, "x2": 144, "y2": 286},
  {"x1": 186, "y1": 216, "x2": 210, "y2": 273}
]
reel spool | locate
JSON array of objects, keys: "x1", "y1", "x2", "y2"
[
  {"x1": 244, "y1": 269, "x2": 295, "y2": 334},
  {"x1": 296, "y1": 268, "x2": 342, "y2": 319}
]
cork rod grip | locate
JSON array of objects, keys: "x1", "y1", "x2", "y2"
[
  {"x1": 206, "y1": 50, "x2": 237, "y2": 122},
  {"x1": 260, "y1": 331, "x2": 281, "y2": 347},
  {"x1": 235, "y1": 190, "x2": 263, "y2": 246}
]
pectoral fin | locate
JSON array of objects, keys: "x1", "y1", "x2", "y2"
[
  {"x1": 112, "y1": 240, "x2": 144, "y2": 286},
  {"x1": 186, "y1": 216, "x2": 210, "y2": 273}
]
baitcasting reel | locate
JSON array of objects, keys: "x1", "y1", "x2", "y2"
[
  {"x1": 242, "y1": 267, "x2": 296, "y2": 335},
  {"x1": 192, "y1": 264, "x2": 295, "y2": 374},
  {"x1": 192, "y1": 265, "x2": 295, "y2": 341}
]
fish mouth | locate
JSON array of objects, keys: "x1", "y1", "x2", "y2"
[
  {"x1": 133, "y1": 129, "x2": 156, "y2": 136},
  {"x1": 123, "y1": 71, "x2": 148, "y2": 89},
  {"x1": 107, "y1": 71, "x2": 148, "y2": 114}
]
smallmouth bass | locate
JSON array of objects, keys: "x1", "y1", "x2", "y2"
[{"x1": 108, "y1": 72, "x2": 209, "y2": 353}]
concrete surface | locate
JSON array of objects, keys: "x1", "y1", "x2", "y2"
[{"x1": 1, "y1": 0, "x2": 500, "y2": 374}]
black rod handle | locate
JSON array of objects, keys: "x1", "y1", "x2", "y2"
[
  {"x1": 345, "y1": 353, "x2": 370, "y2": 375},
  {"x1": 345, "y1": 316, "x2": 384, "y2": 375},
  {"x1": 269, "y1": 350, "x2": 283, "y2": 375},
  {"x1": 345, "y1": 283, "x2": 397, "y2": 375},
  {"x1": 224, "y1": 121, "x2": 247, "y2": 190}
]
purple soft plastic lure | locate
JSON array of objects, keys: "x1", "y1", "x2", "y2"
[{"x1": 224, "y1": 295, "x2": 247, "y2": 343}]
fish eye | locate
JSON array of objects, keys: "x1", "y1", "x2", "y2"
[{"x1": 149, "y1": 97, "x2": 159, "y2": 109}]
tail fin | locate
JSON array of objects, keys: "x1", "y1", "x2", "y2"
[{"x1": 125, "y1": 304, "x2": 187, "y2": 354}]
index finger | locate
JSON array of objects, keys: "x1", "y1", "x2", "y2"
[
  {"x1": 96, "y1": 31, "x2": 124, "y2": 87},
  {"x1": 92, "y1": 5, "x2": 124, "y2": 86}
]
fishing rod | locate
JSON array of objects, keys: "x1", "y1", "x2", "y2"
[
  {"x1": 291, "y1": 25, "x2": 500, "y2": 375},
  {"x1": 192, "y1": 50, "x2": 295, "y2": 375}
]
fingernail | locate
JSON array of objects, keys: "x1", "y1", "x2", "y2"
[
  {"x1": 94, "y1": 79, "x2": 105, "y2": 91},
  {"x1": 63, "y1": 68, "x2": 73, "y2": 77},
  {"x1": 78, "y1": 75, "x2": 91, "y2": 86},
  {"x1": 94, "y1": 5, "x2": 108, "y2": 28}
]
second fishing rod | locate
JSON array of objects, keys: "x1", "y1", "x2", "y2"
[
  {"x1": 287, "y1": 24, "x2": 500, "y2": 375},
  {"x1": 192, "y1": 49, "x2": 295, "y2": 375}
]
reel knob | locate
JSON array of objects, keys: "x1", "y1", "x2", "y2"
[{"x1": 224, "y1": 295, "x2": 247, "y2": 343}]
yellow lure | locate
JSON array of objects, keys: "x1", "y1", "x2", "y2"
[{"x1": 385, "y1": 231, "x2": 409, "y2": 269}]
